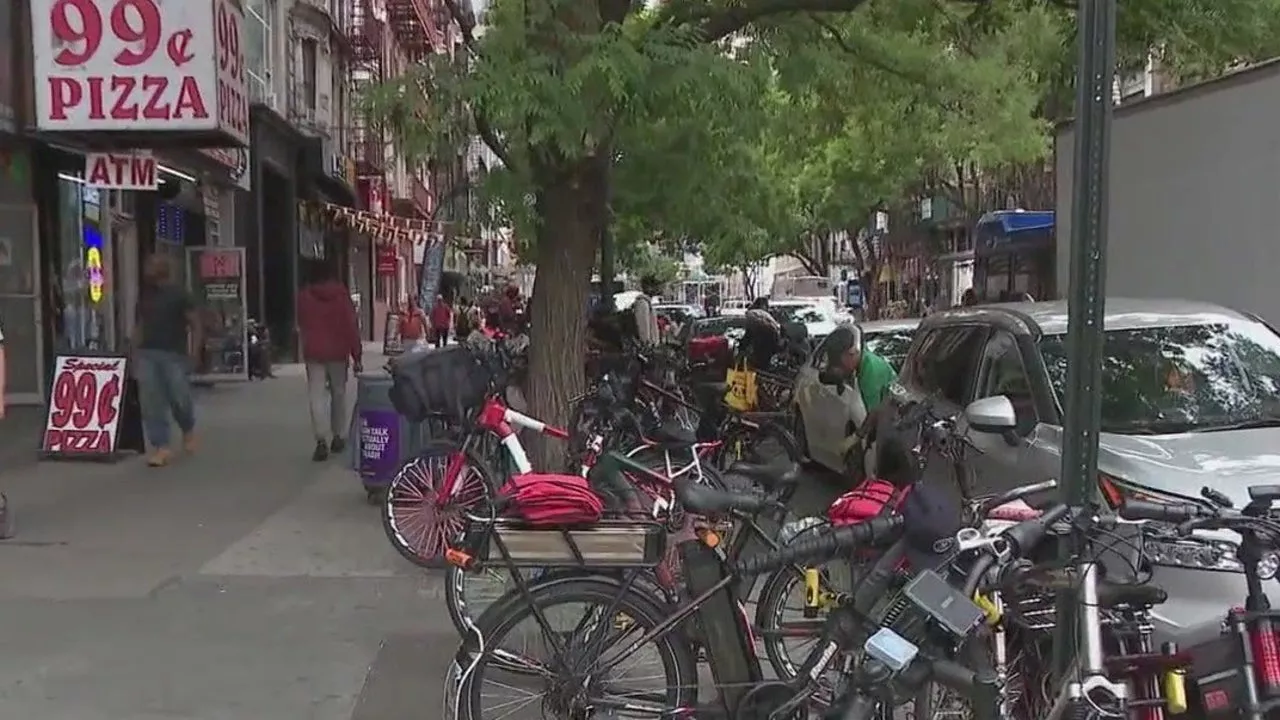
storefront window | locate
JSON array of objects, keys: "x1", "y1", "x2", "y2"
[{"x1": 56, "y1": 178, "x2": 113, "y2": 350}]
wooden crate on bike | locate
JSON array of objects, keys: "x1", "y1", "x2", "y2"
[{"x1": 479, "y1": 520, "x2": 667, "y2": 568}]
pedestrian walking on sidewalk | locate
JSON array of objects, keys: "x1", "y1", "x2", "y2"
[
  {"x1": 401, "y1": 297, "x2": 429, "y2": 352},
  {"x1": 431, "y1": 294, "x2": 453, "y2": 348},
  {"x1": 297, "y1": 261, "x2": 363, "y2": 462},
  {"x1": 133, "y1": 254, "x2": 202, "y2": 467}
]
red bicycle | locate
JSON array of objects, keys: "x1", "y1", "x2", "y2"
[{"x1": 380, "y1": 393, "x2": 577, "y2": 572}]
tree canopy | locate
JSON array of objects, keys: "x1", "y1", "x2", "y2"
[{"x1": 362, "y1": 0, "x2": 1280, "y2": 459}]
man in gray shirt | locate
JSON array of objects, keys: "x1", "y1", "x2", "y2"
[{"x1": 632, "y1": 275, "x2": 662, "y2": 346}]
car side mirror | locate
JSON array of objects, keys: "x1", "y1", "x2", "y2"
[{"x1": 965, "y1": 395, "x2": 1018, "y2": 435}]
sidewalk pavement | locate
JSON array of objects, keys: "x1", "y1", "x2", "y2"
[
  {"x1": 0, "y1": 341, "x2": 839, "y2": 719},
  {"x1": 0, "y1": 342, "x2": 458, "y2": 720}
]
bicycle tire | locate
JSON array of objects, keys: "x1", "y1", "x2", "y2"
[
  {"x1": 445, "y1": 565, "x2": 675, "y2": 639},
  {"x1": 755, "y1": 558, "x2": 862, "y2": 681},
  {"x1": 381, "y1": 440, "x2": 498, "y2": 570},
  {"x1": 456, "y1": 575, "x2": 697, "y2": 720},
  {"x1": 717, "y1": 418, "x2": 802, "y2": 472}
]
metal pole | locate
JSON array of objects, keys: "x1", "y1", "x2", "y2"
[{"x1": 1054, "y1": 0, "x2": 1115, "y2": 674}]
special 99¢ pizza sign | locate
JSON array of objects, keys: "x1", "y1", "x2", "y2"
[
  {"x1": 42, "y1": 355, "x2": 129, "y2": 457},
  {"x1": 31, "y1": 0, "x2": 248, "y2": 143}
]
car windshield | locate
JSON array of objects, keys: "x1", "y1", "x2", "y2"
[
  {"x1": 865, "y1": 330, "x2": 914, "y2": 370},
  {"x1": 691, "y1": 319, "x2": 731, "y2": 337},
  {"x1": 1039, "y1": 321, "x2": 1280, "y2": 434},
  {"x1": 771, "y1": 305, "x2": 826, "y2": 324}
]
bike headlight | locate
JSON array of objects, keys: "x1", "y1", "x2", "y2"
[
  {"x1": 1144, "y1": 537, "x2": 1244, "y2": 573},
  {"x1": 1099, "y1": 474, "x2": 1245, "y2": 573},
  {"x1": 1259, "y1": 551, "x2": 1280, "y2": 580}
]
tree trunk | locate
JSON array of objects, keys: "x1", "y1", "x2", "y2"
[{"x1": 524, "y1": 158, "x2": 606, "y2": 469}]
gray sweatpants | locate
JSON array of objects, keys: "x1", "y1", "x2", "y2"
[{"x1": 306, "y1": 361, "x2": 350, "y2": 442}]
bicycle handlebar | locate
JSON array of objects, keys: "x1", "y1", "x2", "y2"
[
  {"x1": 733, "y1": 515, "x2": 903, "y2": 576},
  {"x1": 1118, "y1": 499, "x2": 1213, "y2": 524}
]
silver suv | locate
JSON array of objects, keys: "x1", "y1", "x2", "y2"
[{"x1": 891, "y1": 297, "x2": 1280, "y2": 646}]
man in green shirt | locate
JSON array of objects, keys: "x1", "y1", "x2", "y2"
[
  {"x1": 820, "y1": 324, "x2": 898, "y2": 478},
  {"x1": 823, "y1": 325, "x2": 897, "y2": 413}
]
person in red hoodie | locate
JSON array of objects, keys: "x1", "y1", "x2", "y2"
[
  {"x1": 430, "y1": 294, "x2": 453, "y2": 348},
  {"x1": 296, "y1": 261, "x2": 363, "y2": 461}
]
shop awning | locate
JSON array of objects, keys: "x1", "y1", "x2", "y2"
[{"x1": 976, "y1": 210, "x2": 1055, "y2": 235}]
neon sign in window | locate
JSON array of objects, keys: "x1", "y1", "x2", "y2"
[{"x1": 84, "y1": 224, "x2": 105, "y2": 304}]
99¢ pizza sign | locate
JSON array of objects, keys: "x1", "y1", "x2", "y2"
[
  {"x1": 32, "y1": 0, "x2": 248, "y2": 143},
  {"x1": 42, "y1": 355, "x2": 129, "y2": 456}
]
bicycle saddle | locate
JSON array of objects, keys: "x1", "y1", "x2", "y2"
[
  {"x1": 674, "y1": 477, "x2": 768, "y2": 516},
  {"x1": 725, "y1": 461, "x2": 803, "y2": 492},
  {"x1": 650, "y1": 421, "x2": 698, "y2": 448}
]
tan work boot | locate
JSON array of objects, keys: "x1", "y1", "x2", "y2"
[{"x1": 147, "y1": 448, "x2": 173, "y2": 467}]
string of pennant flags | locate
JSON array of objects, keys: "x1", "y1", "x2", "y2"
[
  {"x1": 297, "y1": 200, "x2": 494, "y2": 253},
  {"x1": 298, "y1": 200, "x2": 446, "y2": 246}
]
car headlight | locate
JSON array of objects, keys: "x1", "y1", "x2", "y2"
[{"x1": 1099, "y1": 473, "x2": 1245, "y2": 573}]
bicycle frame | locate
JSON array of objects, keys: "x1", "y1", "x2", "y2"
[
  {"x1": 437, "y1": 396, "x2": 571, "y2": 503},
  {"x1": 446, "y1": 458, "x2": 827, "y2": 719},
  {"x1": 438, "y1": 393, "x2": 719, "y2": 508}
]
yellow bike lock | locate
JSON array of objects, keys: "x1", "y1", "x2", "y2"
[
  {"x1": 1163, "y1": 641, "x2": 1188, "y2": 714},
  {"x1": 803, "y1": 568, "x2": 821, "y2": 618}
]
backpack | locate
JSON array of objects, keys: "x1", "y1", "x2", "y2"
[
  {"x1": 827, "y1": 478, "x2": 910, "y2": 526},
  {"x1": 500, "y1": 473, "x2": 605, "y2": 526}
]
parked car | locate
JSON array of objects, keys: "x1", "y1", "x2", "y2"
[
  {"x1": 885, "y1": 297, "x2": 1280, "y2": 647},
  {"x1": 860, "y1": 319, "x2": 917, "y2": 371},
  {"x1": 654, "y1": 303, "x2": 704, "y2": 338},
  {"x1": 768, "y1": 300, "x2": 841, "y2": 342},
  {"x1": 679, "y1": 315, "x2": 749, "y2": 348},
  {"x1": 793, "y1": 319, "x2": 920, "y2": 473}
]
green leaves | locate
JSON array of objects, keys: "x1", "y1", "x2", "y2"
[{"x1": 358, "y1": 0, "x2": 1280, "y2": 275}]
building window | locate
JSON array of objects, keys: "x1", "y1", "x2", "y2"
[
  {"x1": 245, "y1": 0, "x2": 274, "y2": 104},
  {"x1": 301, "y1": 39, "x2": 318, "y2": 112}
]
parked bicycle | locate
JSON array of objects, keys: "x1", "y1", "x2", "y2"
[{"x1": 1122, "y1": 485, "x2": 1280, "y2": 720}]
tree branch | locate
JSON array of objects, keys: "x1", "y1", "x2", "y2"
[
  {"x1": 428, "y1": 175, "x2": 477, "y2": 224},
  {"x1": 471, "y1": 108, "x2": 515, "y2": 169},
  {"x1": 437, "y1": 0, "x2": 516, "y2": 170},
  {"x1": 688, "y1": 0, "x2": 869, "y2": 42},
  {"x1": 789, "y1": 249, "x2": 823, "y2": 276},
  {"x1": 808, "y1": 15, "x2": 968, "y2": 113},
  {"x1": 439, "y1": 0, "x2": 480, "y2": 53}
]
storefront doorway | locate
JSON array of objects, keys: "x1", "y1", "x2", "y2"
[
  {"x1": 261, "y1": 168, "x2": 296, "y2": 359},
  {"x1": 0, "y1": 197, "x2": 39, "y2": 403}
]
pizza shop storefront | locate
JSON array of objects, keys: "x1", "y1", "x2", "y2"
[{"x1": 27, "y1": 0, "x2": 249, "y2": 456}]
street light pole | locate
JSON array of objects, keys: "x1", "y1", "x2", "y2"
[{"x1": 1054, "y1": 0, "x2": 1116, "y2": 674}]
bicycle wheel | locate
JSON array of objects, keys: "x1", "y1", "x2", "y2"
[
  {"x1": 381, "y1": 440, "x2": 497, "y2": 569},
  {"x1": 456, "y1": 576, "x2": 698, "y2": 720},
  {"x1": 446, "y1": 565, "x2": 673, "y2": 639},
  {"x1": 717, "y1": 418, "x2": 802, "y2": 472},
  {"x1": 755, "y1": 554, "x2": 862, "y2": 682}
]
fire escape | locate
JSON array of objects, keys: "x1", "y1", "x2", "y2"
[
  {"x1": 348, "y1": 0, "x2": 386, "y2": 211},
  {"x1": 387, "y1": 0, "x2": 442, "y2": 221},
  {"x1": 387, "y1": 0, "x2": 443, "y2": 63}
]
